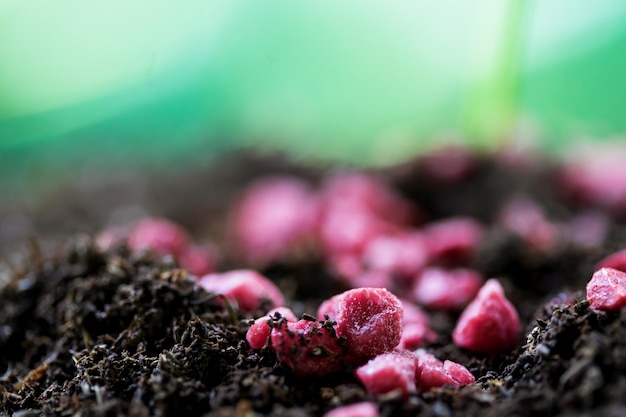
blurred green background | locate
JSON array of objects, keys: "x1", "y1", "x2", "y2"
[{"x1": 1, "y1": 0, "x2": 626, "y2": 193}]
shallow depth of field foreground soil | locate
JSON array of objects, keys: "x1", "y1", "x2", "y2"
[{"x1": 2, "y1": 150, "x2": 626, "y2": 417}]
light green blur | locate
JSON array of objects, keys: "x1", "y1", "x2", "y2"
[{"x1": 1, "y1": 0, "x2": 625, "y2": 178}]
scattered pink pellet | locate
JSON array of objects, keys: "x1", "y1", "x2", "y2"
[
  {"x1": 270, "y1": 319, "x2": 345, "y2": 377},
  {"x1": 323, "y1": 402, "x2": 379, "y2": 417},
  {"x1": 320, "y1": 201, "x2": 395, "y2": 256},
  {"x1": 178, "y1": 244, "x2": 216, "y2": 276},
  {"x1": 498, "y1": 197, "x2": 558, "y2": 253},
  {"x1": 317, "y1": 288, "x2": 403, "y2": 361},
  {"x1": 232, "y1": 176, "x2": 320, "y2": 264},
  {"x1": 197, "y1": 270, "x2": 284, "y2": 313},
  {"x1": 361, "y1": 232, "x2": 429, "y2": 279},
  {"x1": 127, "y1": 217, "x2": 190, "y2": 256},
  {"x1": 443, "y1": 360, "x2": 476, "y2": 385},
  {"x1": 246, "y1": 307, "x2": 297, "y2": 350},
  {"x1": 412, "y1": 267, "x2": 483, "y2": 311},
  {"x1": 423, "y1": 217, "x2": 483, "y2": 264},
  {"x1": 398, "y1": 300, "x2": 436, "y2": 350},
  {"x1": 414, "y1": 350, "x2": 475, "y2": 389},
  {"x1": 320, "y1": 172, "x2": 417, "y2": 225},
  {"x1": 586, "y1": 267, "x2": 626, "y2": 311},
  {"x1": 355, "y1": 351, "x2": 417, "y2": 399},
  {"x1": 452, "y1": 279, "x2": 520, "y2": 353},
  {"x1": 597, "y1": 250, "x2": 626, "y2": 274}
]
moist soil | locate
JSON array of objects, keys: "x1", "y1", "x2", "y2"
[{"x1": 2, "y1": 152, "x2": 626, "y2": 416}]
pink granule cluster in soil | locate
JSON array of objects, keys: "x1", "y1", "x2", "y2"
[
  {"x1": 224, "y1": 172, "x2": 531, "y2": 392},
  {"x1": 79, "y1": 146, "x2": 626, "y2": 415},
  {"x1": 354, "y1": 348, "x2": 475, "y2": 398},
  {"x1": 99, "y1": 171, "x2": 523, "y2": 393},
  {"x1": 247, "y1": 288, "x2": 404, "y2": 377},
  {"x1": 231, "y1": 173, "x2": 487, "y2": 313},
  {"x1": 96, "y1": 159, "x2": 626, "y2": 401},
  {"x1": 413, "y1": 350, "x2": 475, "y2": 389}
]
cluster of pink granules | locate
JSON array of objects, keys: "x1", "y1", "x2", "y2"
[
  {"x1": 232, "y1": 173, "x2": 488, "y2": 317},
  {"x1": 94, "y1": 163, "x2": 626, "y2": 405}
]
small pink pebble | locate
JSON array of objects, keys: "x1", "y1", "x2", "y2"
[
  {"x1": 355, "y1": 351, "x2": 417, "y2": 398},
  {"x1": 361, "y1": 232, "x2": 429, "y2": 279},
  {"x1": 597, "y1": 250, "x2": 626, "y2": 273},
  {"x1": 323, "y1": 402, "x2": 379, "y2": 417},
  {"x1": 320, "y1": 201, "x2": 394, "y2": 256},
  {"x1": 197, "y1": 270, "x2": 284, "y2": 313},
  {"x1": 178, "y1": 244, "x2": 216, "y2": 276},
  {"x1": 414, "y1": 350, "x2": 474, "y2": 389},
  {"x1": 443, "y1": 360, "x2": 475, "y2": 385},
  {"x1": 246, "y1": 307, "x2": 297, "y2": 350},
  {"x1": 320, "y1": 172, "x2": 417, "y2": 225},
  {"x1": 270, "y1": 319, "x2": 345, "y2": 377},
  {"x1": 423, "y1": 217, "x2": 483, "y2": 264},
  {"x1": 412, "y1": 268, "x2": 483, "y2": 311},
  {"x1": 232, "y1": 176, "x2": 319, "y2": 264},
  {"x1": 317, "y1": 288, "x2": 403, "y2": 361},
  {"x1": 452, "y1": 279, "x2": 520, "y2": 353},
  {"x1": 127, "y1": 217, "x2": 190, "y2": 256},
  {"x1": 398, "y1": 300, "x2": 436, "y2": 350},
  {"x1": 586, "y1": 267, "x2": 626, "y2": 311}
]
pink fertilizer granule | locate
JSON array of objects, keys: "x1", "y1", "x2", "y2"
[
  {"x1": 586, "y1": 267, "x2": 626, "y2": 311},
  {"x1": 246, "y1": 307, "x2": 297, "y2": 350},
  {"x1": 197, "y1": 269, "x2": 284, "y2": 313},
  {"x1": 412, "y1": 267, "x2": 483, "y2": 311},
  {"x1": 270, "y1": 319, "x2": 345, "y2": 377},
  {"x1": 317, "y1": 288, "x2": 403, "y2": 361},
  {"x1": 452, "y1": 279, "x2": 520, "y2": 353},
  {"x1": 355, "y1": 351, "x2": 417, "y2": 398},
  {"x1": 127, "y1": 217, "x2": 190, "y2": 256}
]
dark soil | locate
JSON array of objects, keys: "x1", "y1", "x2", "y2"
[{"x1": 2, "y1": 152, "x2": 626, "y2": 416}]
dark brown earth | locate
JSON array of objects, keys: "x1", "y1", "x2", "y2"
[{"x1": 2, "y1": 151, "x2": 626, "y2": 416}]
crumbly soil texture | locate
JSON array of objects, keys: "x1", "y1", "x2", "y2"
[{"x1": 2, "y1": 154, "x2": 626, "y2": 416}]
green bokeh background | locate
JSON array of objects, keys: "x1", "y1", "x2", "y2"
[{"x1": 1, "y1": 0, "x2": 626, "y2": 192}]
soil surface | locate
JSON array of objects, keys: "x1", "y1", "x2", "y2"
[{"x1": 2, "y1": 151, "x2": 626, "y2": 416}]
